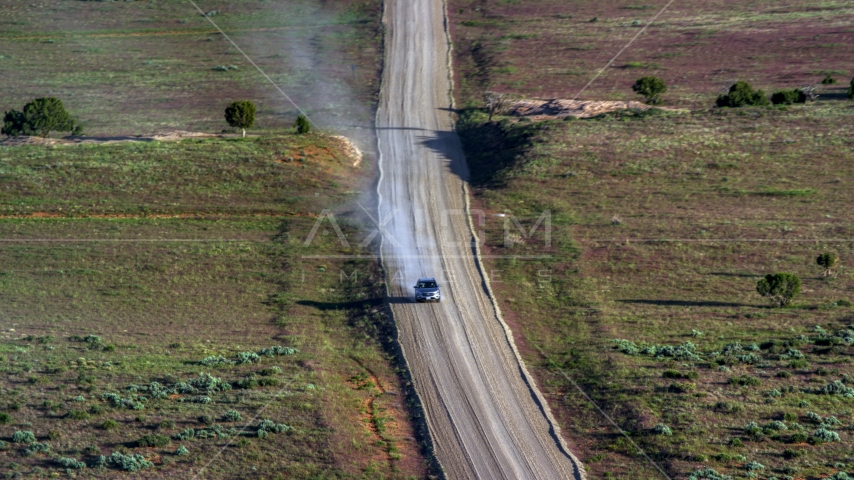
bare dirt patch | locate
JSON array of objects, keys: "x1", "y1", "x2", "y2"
[{"x1": 510, "y1": 98, "x2": 685, "y2": 120}]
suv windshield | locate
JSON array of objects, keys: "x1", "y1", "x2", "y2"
[{"x1": 417, "y1": 281, "x2": 437, "y2": 288}]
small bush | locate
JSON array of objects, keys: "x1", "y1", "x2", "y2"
[
  {"x1": 653, "y1": 423, "x2": 673, "y2": 436},
  {"x1": 812, "y1": 428, "x2": 840, "y2": 443},
  {"x1": 259, "y1": 367, "x2": 281, "y2": 376},
  {"x1": 848, "y1": 76, "x2": 854, "y2": 99},
  {"x1": 771, "y1": 89, "x2": 806, "y2": 105},
  {"x1": 258, "y1": 377, "x2": 280, "y2": 387},
  {"x1": 0, "y1": 412, "x2": 10, "y2": 424},
  {"x1": 805, "y1": 411, "x2": 823, "y2": 424},
  {"x1": 236, "y1": 351, "x2": 261, "y2": 364},
  {"x1": 714, "y1": 401, "x2": 745, "y2": 414},
  {"x1": 776, "y1": 371, "x2": 792, "y2": 378},
  {"x1": 756, "y1": 273, "x2": 801, "y2": 307},
  {"x1": 24, "y1": 442, "x2": 50, "y2": 455},
  {"x1": 2, "y1": 97, "x2": 80, "y2": 137},
  {"x1": 783, "y1": 412, "x2": 797, "y2": 422},
  {"x1": 199, "y1": 355, "x2": 233, "y2": 366},
  {"x1": 12, "y1": 430, "x2": 36, "y2": 444},
  {"x1": 58, "y1": 457, "x2": 87, "y2": 469},
  {"x1": 259, "y1": 345, "x2": 298, "y2": 357},
  {"x1": 100, "y1": 419, "x2": 120, "y2": 430},
  {"x1": 728, "y1": 437, "x2": 743, "y2": 447},
  {"x1": 789, "y1": 432, "x2": 808, "y2": 443},
  {"x1": 97, "y1": 452, "x2": 154, "y2": 471},
  {"x1": 159, "y1": 420, "x2": 176, "y2": 430},
  {"x1": 662, "y1": 369, "x2": 681, "y2": 378},
  {"x1": 136, "y1": 434, "x2": 170, "y2": 448},
  {"x1": 222, "y1": 410, "x2": 242, "y2": 422},
  {"x1": 295, "y1": 114, "x2": 311, "y2": 134},
  {"x1": 745, "y1": 461, "x2": 765, "y2": 471},
  {"x1": 789, "y1": 359, "x2": 809, "y2": 369},
  {"x1": 781, "y1": 448, "x2": 802, "y2": 459},
  {"x1": 716, "y1": 81, "x2": 771, "y2": 108},
  {"x1": 687, "y1": 468, "x2": 732, "y2": 480},
  {"x1": 174, "y1": 428, "x2": 195, "y2": 441},
  {"x1": 729, "y1": 375, "x2": 761, "y2": 387},
  {"x1": 175, "y1": 445, "x2": 189, "y2": 456},
  {"x1": 66, "y1": 410, "x2": 90, "y2": 420},
  {"x1": 744, "y1": 421, "x2": 763, "y2": 436},
  {"x1": 821, "y1": 74, "x2": 836, "y2": 85},
  {"x1": 816, "y1": 252, "x2": 839, "y2": 278}
]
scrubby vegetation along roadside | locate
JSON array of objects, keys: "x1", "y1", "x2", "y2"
[
  {"x1": 0, "y1": 137, "x2": 428, "y2": 478},
  {"x1": 0, "y1": 0, "x2": 384, "y2": 139},
  {"x1": 455, "y1": 101, "x2": 854, "y2": 478},
  {"x1": 448, "y1": 0, "x2": 854, "y2": 108}
]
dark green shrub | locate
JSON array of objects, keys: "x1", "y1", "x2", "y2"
[
  {"x1": 224, "y1": 100, "x2": 256, "y2": 138},
  {"x1": 716, "y1": 81, "x2": 771, "y2": 108},
  {"x1": 789, "y1": 432, "x2": 807, "y2": 443},
  {"x1": 2, "y1": 97, "x2": 81, "y2": 137},
  {"x1": 295, "y1": 114, "x2": 311, "y2": 134},
  {"x1": 663, "y1": 369, "x2": 681, "y2": 378},
  {"x1": 776, "y1": 371, "x2": 792, "y2": 378},
  {"x1": 100, "y1": 419, "x2": 120, "y2": 430},
  {"x1": 783, "y1": 412, "x2": 797, "y2": 422},
  {"x1": 821, "y1": 74, "x2": 836, "y2": 85},
  {"x1": 789, "y1": 359, "x2": 809, "y2": 369},
  {"x1": 89, "y1": 404, "x2": 104, "y2": 415},
  {"x1": 848, "y1": 76, "x2": 854, "y2": 99},
  {"x1": 259, "y1": 367, "x2": 281, "y2": 376},
  {"x1": 756, "y1": 273, "x2": 801, "y2": 307},
  {"x1": 713, "y1": 401, "x2": 744, "y2": 414},
  {"x1": 198, "y1": 415, "x2": 215, "y2": 425},
  {"x1": 770, "y1": 89, "x2": 806, "y2": 105},
  {"x1": 84, "y1": 445, "x2": 100, "y2": 455},
  {"x1": 257, "y1": 377, "x2": 280, "y2": 387},
  {"x1": 683, "y1": 370, "x2": 699, "y2": 380},
  {"x1": 632, "y1": 76, "x2": 667, "y2": 104},
  {"x1": 235, "y1": 377, "x2": 258, "y2": 389},
  {"x1": 66, "y1": 410, "x2": 90, "y2": 420},
  {"x1": 782, "y1": 447, "x2": 802, "y2": 459},
  {"x1": 159, "y1": 420, "x2": 176, "y2": 430},
  {"x1": 0, "y1": 412, "x2": 9, "y2": 424},
  {"x1": 135, "y1": 434, "x2": 170, "y2": 448},
  {"x1": 235, "y1": 438, "x2": 251, "y2": 448}
]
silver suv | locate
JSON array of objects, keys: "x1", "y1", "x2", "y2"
[{"x1": 414, "y1": 278, "x2": 441, "y2": 303}]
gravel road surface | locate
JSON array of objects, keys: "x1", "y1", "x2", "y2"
[{"x1": 375, "y1": 0, "x2": 586, "y2": 478}]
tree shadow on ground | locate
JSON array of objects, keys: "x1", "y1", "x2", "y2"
[
  {"x1": 296, "y1": 297, "x2": 411, "y2": 310},
  {"x1": 618, "y1": 299, "x2": 753, "y2": 307},
  {"x1": 709, "y1": 272, "x2": 763, "y2": 278}
]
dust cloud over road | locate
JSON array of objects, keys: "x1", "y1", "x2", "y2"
[{"x1": 374, "y1": 0, "x2": 586, "y2": 478}]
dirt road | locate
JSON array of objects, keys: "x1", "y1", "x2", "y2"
[{"x1": 374, "y1": 0, "x2": 586, "y2": 478}]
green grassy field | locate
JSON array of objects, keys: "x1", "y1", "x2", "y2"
[
  {"x1": 0, "y1": 0, "x2": 382, "y2": 141},
  {"x1": 457, "y1": 102, "x2": 854, "y2": 478},
  {"x1": 0, "y1": 138, "x2": 429, "y2": 479},
  {"x1": 448, "y1": 0, "x2": 854, "y2": 473}
]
